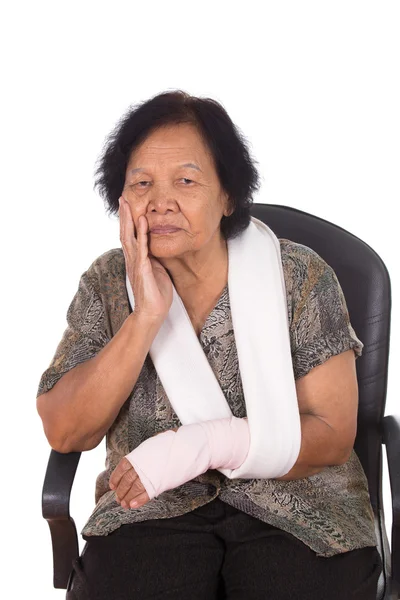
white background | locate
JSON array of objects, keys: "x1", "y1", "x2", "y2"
[{"x1": 1, "y1": 1, "x2": 399, "y2": 597}]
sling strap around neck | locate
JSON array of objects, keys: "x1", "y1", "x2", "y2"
[{"x1": 126, "y1": 216, "x2": 301, "y2": 479}]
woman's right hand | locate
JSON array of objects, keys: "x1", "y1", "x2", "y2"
[{"x1": 119, "y1": 196, "x2": 173, "y2": 322}]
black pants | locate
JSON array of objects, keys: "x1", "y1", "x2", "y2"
[{"x1": 67, "y1": 497, "x2": 382, "y2": 599}]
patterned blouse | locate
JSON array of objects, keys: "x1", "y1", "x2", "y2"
[{"x1": 36, "y1": 238, "x2": 378, "y2": 558}]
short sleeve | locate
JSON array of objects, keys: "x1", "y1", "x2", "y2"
[
  {"x1": 290, "y1": 253, "x2": 364, "y2": 380},
  {"x1": 36, "y1": 268, "x2": 111, "y2": 398}
]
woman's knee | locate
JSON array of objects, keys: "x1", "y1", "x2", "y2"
[
  {"x1": 221, "y1": 533, "x2": 382, "y2": 599},
  {"x1": 68, "y1": 527, "x2": 225, "y2": 599}
]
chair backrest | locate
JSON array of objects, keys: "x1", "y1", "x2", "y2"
[{"x1": 250, "y1": 204, "x2": 392, "y2": 516}]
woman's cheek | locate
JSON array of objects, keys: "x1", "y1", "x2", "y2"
[{"x1": 124, "y1": 198, "x2": 146, "y2": 225}]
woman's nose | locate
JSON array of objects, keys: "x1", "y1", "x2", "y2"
[{"x1": 147, "y1": 185, "x2": 177, "y2": 213}]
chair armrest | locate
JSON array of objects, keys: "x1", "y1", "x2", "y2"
[
  {"x1": 42, "y1": 449, "x2": 82, "y2": 589},
  {"x1": 383, "y1": 414, "x2": 400, "y2": 597}
]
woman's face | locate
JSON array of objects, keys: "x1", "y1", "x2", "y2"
[{"x1": 122, "y1": 123, "x2": 231, "y2": 259}]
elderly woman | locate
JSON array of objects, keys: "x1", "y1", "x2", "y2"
[{"x1": 37, "y1": 90, "x2": 382, "y2": 600}]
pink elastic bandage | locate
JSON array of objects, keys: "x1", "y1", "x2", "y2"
[{"x1": 125, "y1": 416, "x2": 250, "y2": 501}]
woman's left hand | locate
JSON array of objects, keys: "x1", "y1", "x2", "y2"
[
  {"x1": 109, "y1": 427, "x2": 179, "y2": 509},
  {"x1": 109, "y1": 458, "x2": 150, "y2": 509}
]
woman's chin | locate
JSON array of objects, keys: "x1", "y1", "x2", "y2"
[{"x1": 148, "y1": 243, "x2": 181, "y2": 258}]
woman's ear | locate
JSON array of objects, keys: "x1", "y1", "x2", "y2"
[
  {"x1": 224, "y1": 204, "x2": 234, "y2": 217},
  {"x1": 222, "y1": 194, "x2": 233, "y2": 217}
]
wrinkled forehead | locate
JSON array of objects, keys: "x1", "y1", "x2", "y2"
[{"x1": 128, "y1": 124, "x2": 213, "y2": 168}]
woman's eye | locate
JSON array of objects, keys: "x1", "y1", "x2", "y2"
[
  {"x1": 180, "y1": 178, "x2": 193, "y2": 184},
  {"x1": 136, "y1": 181, "x2": 150, "y2": 187}
]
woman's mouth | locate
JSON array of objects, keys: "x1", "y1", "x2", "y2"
[{"x1": 150, "y1": 227, "x2": 180, "y2": 234}]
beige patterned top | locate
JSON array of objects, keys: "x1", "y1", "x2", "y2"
[{"x1": 36, "y1": 238, "x2": 377, "y2": 557}]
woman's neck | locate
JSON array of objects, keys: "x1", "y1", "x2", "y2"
[{"x1": 161, "y1": 236, "x2": 229, "y2": 295}]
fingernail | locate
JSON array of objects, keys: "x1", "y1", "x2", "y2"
[{"x1": 130, "y1": 500, "x2": 138, "y2": 508}]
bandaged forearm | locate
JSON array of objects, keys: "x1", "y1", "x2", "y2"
[{"x1": 125, "y1": 416, "x2": 250, "y2": 501}]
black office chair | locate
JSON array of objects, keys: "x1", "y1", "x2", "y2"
[{"x1": 42, "y1": 204, "x2": 399, "y2": 599}]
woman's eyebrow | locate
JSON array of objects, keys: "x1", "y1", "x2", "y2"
[
  {"x1": 180, "y1": 163, "x2": 202, "y2": 172},
  {"x1": 129, "y1": 163, "x2": 202, "y2": 174}
]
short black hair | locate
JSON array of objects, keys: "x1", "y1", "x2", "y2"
[{"x1": 94, "y1": 90, "x2": 261, "y2": 240}]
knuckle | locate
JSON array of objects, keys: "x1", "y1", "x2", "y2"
[
  {"x1": 117, "y1": 476, "x2": 132, "y2": 493},
  {"x1": 110, "y1": 472, "x2": 119, "y2": 486},
  {"x1": 124, "y1": 491, "x2": 136, "y2": 504},
  {"x1": 116, "y1": 485, "x2": 128, "y2": 500},
  {"x1": 125, "y1": 469, "x2": 138, "y2": 484}
]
